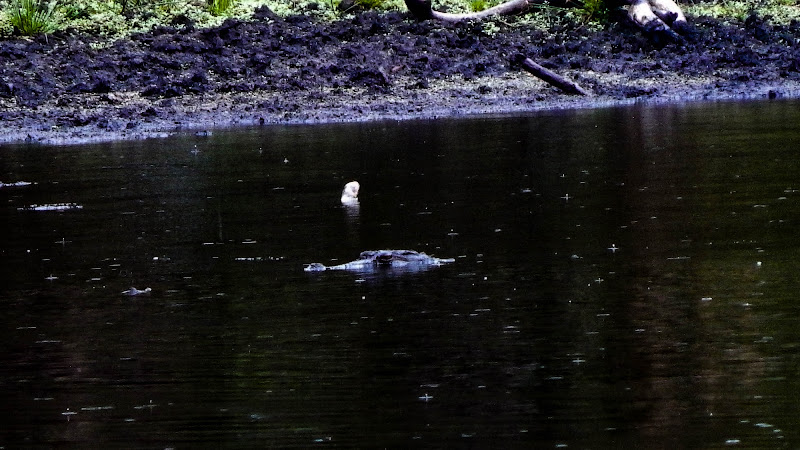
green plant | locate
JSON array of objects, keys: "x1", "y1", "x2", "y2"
[
  {"x1": 577, "y1": 0, "x2": 609, "y2": 22},
  {"x1": 354, "y1": 0, "x2": 383, "y2": 10},
  {"x1": 62, "y1": 1, "x2": 92, "y2": 19},
  {"x1": 8, "y1": 0, "x2": 58, "y2": 35},
  {"x1": 327, "y1": 0, "x2": 340, "y2": 13},
  {"x1": 116, "y1": 0, "x2": 140, "y2": 14},
  {"x1": 209, "y1": 0, "x2": 235, "y2": 15},
  {"x1": 470, "y1": 0, "x2": 488, "y2": 11}
]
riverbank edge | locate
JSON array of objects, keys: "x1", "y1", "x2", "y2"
[{"x1": 4, "y1": 73, "x2": 800, "y2": 147}]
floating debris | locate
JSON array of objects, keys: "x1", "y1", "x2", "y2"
[
  {"x1": 133, "y1": 400, "x2": 157, "y2": 410},
  {"x1": 18, "y1": 203, "x2": 83, "y2": 212},
  {"x1": 0, "y1": 181, "x2": 33, "y2": 188},
  {"x1": 80, "y1": 406, "x2": 115, "y2": 411},
  {"x1": 234, "y1": 256, "x2": 284, "y2": 262},
  {"x1": 341, "y1": 181, "x2": 360, "y2": 205},
  {"x1": 122, "y1": 287, "x2": 152, "y2": 296}
]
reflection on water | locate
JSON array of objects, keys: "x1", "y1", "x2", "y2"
[{"x1": 1, "y1": 100, "x2": 800, "y2": 447}]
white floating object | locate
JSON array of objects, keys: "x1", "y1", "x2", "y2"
[
  {"x1": 0, "y1": 181, "x2": 33, "y2": 188},
  {"x1": 341, "y1": 181, "x2": 360, "y2": 205},
  {"x1": 122, "y1": 287, "x2": 152, "y2": 296},
  {"x1": 18, "y1": 203, "x2": 83, "y2": 212}
]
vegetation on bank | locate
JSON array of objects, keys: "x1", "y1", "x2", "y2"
[{"x1": 0, "y1": 0, "x2": 798, "y2": 38}]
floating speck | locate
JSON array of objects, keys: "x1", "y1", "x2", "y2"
[
  {"x1": 133, "y1": 400, "x2": 157, "y2": 410},
  {"x1": 725, "y1": 439, "x2": 740, "y2": 445},
  {"x1": 81, "y1": 406, "x2": 114, "y2": 411}
]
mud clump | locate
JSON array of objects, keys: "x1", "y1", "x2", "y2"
[{"x1": 1, "y1": 9, "x2": 800, "y2": 144}]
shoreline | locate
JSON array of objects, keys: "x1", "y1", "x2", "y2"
[
  {"x1": 2, "y1": 11, "x2": 799, "y2": 146},
  {"x1": 4, "y1": 78, "x2": 798, "y2": 147}
]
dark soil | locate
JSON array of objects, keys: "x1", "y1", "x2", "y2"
[{"x1": 2, "y1": 8, "x2": 800, "y2": 145}]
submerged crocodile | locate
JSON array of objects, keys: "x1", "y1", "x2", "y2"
[{"x1": 304, "y1": 249, "x2": 454, "y2": 273}]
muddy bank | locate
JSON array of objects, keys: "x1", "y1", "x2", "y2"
[{"x1": 1, "y1": 8, "x2": 800, "y2": 145}]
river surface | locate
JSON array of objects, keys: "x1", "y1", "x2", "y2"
[{"x1": 1, "y1": 100, "x2": 800, "y2": 448}]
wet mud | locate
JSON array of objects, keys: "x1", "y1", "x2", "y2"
[{"x1": 1, "y1": 8, "x2": 800, "y2": 145}]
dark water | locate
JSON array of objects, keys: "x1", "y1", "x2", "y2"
[{"x1": 2, "y1": 100, "x2": 800, "y2": 448}]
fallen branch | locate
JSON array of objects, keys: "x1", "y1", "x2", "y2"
[{"x1": 513, "y1": 54, "x2": 590, "y2": 95}]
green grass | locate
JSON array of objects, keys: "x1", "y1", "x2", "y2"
[
  {"x1": 470, "y1": 0, "x2": 489, "y2": 11},
  {"x1": 576, "y1": 0, "x2": 610, "y2": 22},
  {"x1": 355, "y1": 0, "x2": 384, "y2": 9},
  {"x1": 686, "y1": 0, "x2": 800, "y2": 23},
  {"x1": 8, "y1": 0, "x2": 57, "y2": 35},
  {"x1": 1, "y1": 0, "x2": 798, "y2": 39},
  {"x1": 209, "y1": 0, "x2": 235, "y2": 15}
]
